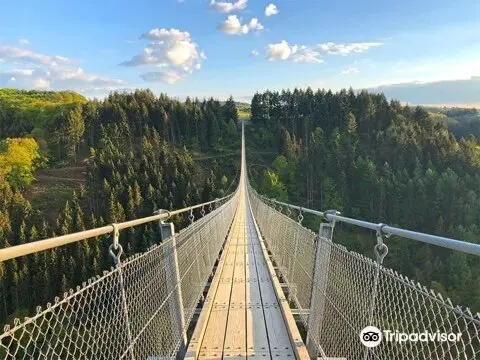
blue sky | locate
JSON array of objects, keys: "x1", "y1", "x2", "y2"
[{"x1": 0, "y1": 0, "x2": 479, "y2": 103}]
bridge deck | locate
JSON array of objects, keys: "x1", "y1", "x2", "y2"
[{"x1": 187, "y1": 183, "x2": 306, "y2": 360}]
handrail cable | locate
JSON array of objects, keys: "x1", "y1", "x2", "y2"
[
  {"x1": 253, "y1": 190, "x2": 480, "y2": 257},
  {"x1": 0, "y1": 193, "x2": 235, "y2": 262}
]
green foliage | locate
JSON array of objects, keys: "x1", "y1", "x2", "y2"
[
  {"x1": 47, "y1": 105, "x2": 85, "y2": 162},
  {"x1": 0, "y1": 137, "x2": 41, "y2": 187},
  {"x1": 261, "y1": 170, "x2": 287, "y2": 201},
  {"x1": 0, "y1": 89, "x2": 86, "y2": 139},
  {"x1": 0, "y1": 90, "x2": 239, "y2": 328},
  {"x1": 250, "y1": 87, "x2": 480, "y2": 312},
  {"x1": 426, "y1": 107, "x2": 480, "y2": 139},
  {"x1": 30, "y1": 184, "x2": 75, "y2": 218}
]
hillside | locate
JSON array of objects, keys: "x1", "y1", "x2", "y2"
[
  {"x1": 425, "y1": 106, "x2": 480, "y2": 139},
  {"x1": 0, "y1": 89, "x2": 86, "y2": 139},
  {"x1": 0, "y1": 90, "x2": 241, "y2": 326},
  {"x1": 248, "y1": 87, "x2": 480, "y2": 312}
]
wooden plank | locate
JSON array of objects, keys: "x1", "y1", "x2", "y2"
[
  {"x1": 247, "y1": 199, "x2": 311, "y2": 360},
  {"x1": 245, "y1": 214, "x2": 273, "y2": 360},
  {"x1": 186, "y1": 209, "x2": 236, "y2": 360},
  {"x1": 195, "y1": 180, "x2": 309, "y2": 360},
  {"x1": 263, "y1": 305, "x2": 294, "y2": 354},
  {"x1": 223, "y1": 308, "x2": 247, "y2": 353},
  {"x1": 199, "y1": 309, "x2": 229, "y2": 356},
  {"x1": 246, "y1": 305, "x2": 270, "y2": 355},
  {"x1": 199, "y1": 207, "x2": 243, "y2": 359}
]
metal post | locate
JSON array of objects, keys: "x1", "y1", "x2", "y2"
[
  {"x1": 109, "y1": 224, "x2": 135, "y2": 360},
  {"x1": 306, "y1": 211, "x2": 339, "y2": 359},
  {"x1": 189, "y1": 211, "x2": 204, "y2": 299},
  {"x1": 363, "y1": 225, "x2": 389, "y2": 360},
  {"x1": 288, "y1": 226, "x2": 299, "y2": 304},
  {"x1": 157, "y1": 210, "x2": 187, "y2": 360}
]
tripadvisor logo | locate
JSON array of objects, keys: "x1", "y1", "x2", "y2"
[{"x1": 360, "y1": 326, "x2": 462, "y2": 347}]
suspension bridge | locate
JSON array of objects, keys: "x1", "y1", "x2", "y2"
[{"x1": 0, "y1": 124, "x2": 479, "y2": 359}]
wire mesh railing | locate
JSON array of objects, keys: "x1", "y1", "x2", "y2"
[
  {"x1": 248, "y1": 186, "x2": 480, "y2": 360},
  {"x1": 0, "y1": 193, "x2": 239, "y2": 360}
]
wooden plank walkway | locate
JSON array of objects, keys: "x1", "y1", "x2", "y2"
[
  {"x1": 188, "y1": 189, "x2": 298, "y2": 360},
  {"x1": 186, "y1": 123, "x2": 308, "y2": 360}
]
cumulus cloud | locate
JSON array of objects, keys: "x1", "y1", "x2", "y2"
[
  {"x1": 317, "y1": 42, "x2": 382, "y2": 55},
  {"x1": 52, "y1": 67, "x2": 124, "y2": 88},
  {"x1": 0, "y1": 45, "x2": 124, "y2": 92},
  {"x1": 265, "y1": 3, "x2": 279, "y2": 17},
  {"x1": 266, "y1": 40, "x2": 323, "y2": 64},
  {"x1": 141, "y1": 71, "x2": 183, "y2": 85},
  {"x1": 220, "y1": 15, "x2": 249, "y2": 35},
  {"x1": 0, "y1": 69, "x2": 35, "y2": 84},
  {"x1": 18, "y1": 38, "x2": 30, "y2": 46},
  {"x1": 341, "y1": 67, "x2": 360, "y2": 75},
  {"x1": 267, "y1": 41, "x2": 292, "y2": 60},
  {"x1": 250, "y1": 50, "x2": 259, "y2": 56},
  {"x1": 121, "y1": 28, "x2": 205, "y2": 84},
  {"x1": 219, "y1": 15, "x2": 263, "y2": 35},
  {"x1": 248, "y1": 18, "x2": 264, "y2": 31},
  {"x1": 210, "y1": 0, "x2": 247, "y2": 13},
  {"x1": 0, "y1": 45, "x2": 75, "y2": 66}
]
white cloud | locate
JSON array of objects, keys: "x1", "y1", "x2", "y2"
[
  {"x1": 52, "y1": 67, "x2": 124, "y2": 88},
  {"x1": 265, "y1": 3, "x2": 279, "y2": 17},
  {"x1": 34, "y1": 78, "x2": 50, "y2": 89},
  {"x1": 250, "y1": 50, "x2": 259, "y2": 56},
  {"x1": 219, "y1": 15, "x2": 249, "y2": 35},
  {"x1": 291, "y1": 46, "x2": 323, "y2": 64},
  {"x1": 121, "y1": 28, "x2": 205, "y2": 84},
  {"x1": 0, "y1": 45, "x2": 124, "y2": 92},
  {"x1": 219, "y1": 15, "x2": 263, "y2": 35},
  {"x1": 266, "y1": 40, "x2": 323, "y2": 64},
  {"x1": 0, "y1": 45, "x2": 75, "y2": 66},
  {"x1": 141, "y1": 70, "x2": 183, "y2": 84},
  {"x1": 341, "y1": 67, "x2": 360, "y2": 75},
  {"x1": 12, "y1": 69, "x2": 35, "y2": 76},
  {"x1": 248, "y1": 18, "x2": 264, "y2": 31},
  {"x1": 267, "y1": 41, "x2": 292, "y2": 60},
  {"x1": 0, "y1": 69, "x2": 35, "y2": 84},
  {"x1": 317, "y1": 42, "x2": 382, "y2": 55},
  {"x1": 18, "y1": 38, "x2": 30, "y2": 46},
  {"x1": 210, "y1": 0, "x2": 247, "y2": 13}
]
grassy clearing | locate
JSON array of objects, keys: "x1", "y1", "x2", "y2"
[
  {"x1": 238, "y1": 108, "x2": 251, "y2": 120},
  {"x1": 28, "y1": 184, "x2": 76, "y2": 221}
]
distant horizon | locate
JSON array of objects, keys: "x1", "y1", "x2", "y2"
[{"x1": 0, "y1": 77, "x2": 480, "y2": 109}]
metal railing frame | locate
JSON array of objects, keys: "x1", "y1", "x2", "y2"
[
  {"x1": 254, "y1": 193, "x2": 480, "y2": 257},
  {"x1": 0, "y1": 194, "x2": 235, "y2": 262}
]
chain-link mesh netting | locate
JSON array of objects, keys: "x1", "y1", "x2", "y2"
[
  {"x1": 249, "y1": 186, "x2": 316, "y2": 328},
  {"x1": 249, "y1": 188, "x2": 480, "y2": 360},
  {"x1": 0, "y1": 194, "x2": 238, "y2": 360}
]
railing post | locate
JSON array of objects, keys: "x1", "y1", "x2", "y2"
[
  {"x1": 306, "y1": 211, "x2": 339, "y2": 359},
  {"x1": 362, "y1": 225, "x2": 389, "y2": 360},
  {"x1": 157, "y1": 210, "x2": 187, "y2": 360},
  {"x1": 288, "y1": 225, "x2": 299, "y2": 302},
  {"x1": 189, "y1": 211, "x2": 204, "y2": 301},
  {"x1": 109, "y1": 224, "x2": 135, "y2": 360}
]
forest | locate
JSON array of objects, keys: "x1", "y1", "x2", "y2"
[
  {"x1": 0, "y1": 89, "x2": 240, "y2": 326},
  {"x1": 0, "y1": 86, "x2": 479, "y2": 329},
  {"x1": 247, "y1": 88, "x2": 480, "y2": 312},
  {"x1": 426, "y1": 107, "x2": 480, "y2": 139}
]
